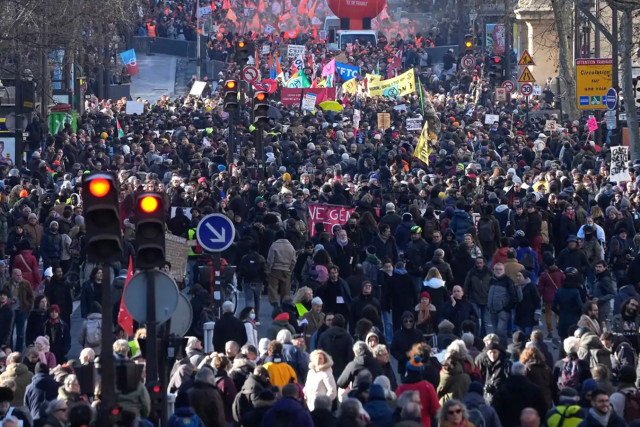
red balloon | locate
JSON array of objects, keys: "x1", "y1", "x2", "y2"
[{"x1": 326, "y1": 0, "x2": 386, "y2": 19}]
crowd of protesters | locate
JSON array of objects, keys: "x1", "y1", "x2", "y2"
[{"x1": 0, "y1": 0, "x2": 639, "y2": 426}]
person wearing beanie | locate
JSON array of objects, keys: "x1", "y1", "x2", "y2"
[
  {"x1": 464, "y1": 381, "x2": 502, "y2": 427},
  {"x1": 24, "y1": 362, "x2": 60, "y2": 421},
  {"x1": 265, "y1": 311, "x2": 295, "y2": 341},
  {"x1": 395, "y1": 356, "x2": 440, "y2": 427},
  {"x1": 213, "y1": 301, "x2": 247, "y2": 353},
  {"x1": 44, "y1": 303, "x2": 70, "y2": 364},
  {"x1": 300, "y1": 297, "x2": 324, "y2": 347},
  {"x1": 363, "y1": 383, "x2": 393, "y2": 427}
]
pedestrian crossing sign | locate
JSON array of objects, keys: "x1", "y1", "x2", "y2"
[
  {"x1": 518, "y1": 67, "x2": 536, "y2": 83},
  {"x1": 517, "y1": 50, "x2": 535, "y2": 66}
]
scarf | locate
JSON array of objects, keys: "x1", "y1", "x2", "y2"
[{"x1": 587, "y1": 408, "x2": 611, "y2": 427}]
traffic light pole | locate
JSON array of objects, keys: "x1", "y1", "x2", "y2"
[
  {"x1": 145, "y1": 268, "x2": 167, "y2": 426},
  {"x1": 256, "y1": 122, "x2": 264, "y2": 179},
  {"x1": 228, "y1": 112, "x2": 235, "y2": 165},
  {"x1": 98, "y1": 265, "x2": 115, "y2": 427}
]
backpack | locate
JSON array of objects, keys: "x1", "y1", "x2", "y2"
[
  {"x1": 477, "y1": 218, "x2": 494, "y2": 242},
  {"x1": 558, "y1": 358, "x2": 581, "y2": 390},
  {"x1": 69, "y1": 236, "x2": 82, "y2": 258},
  {"x1": 623, "y1": 389, "x2": 640, "y2": 423},
  {"x1": 467, "y1": 406, "x2": 486, "y2": 427},
  {"x1": 168, "y1": 409, "x2": 205, "y2": 427},
  {"x1": 241, "y1": 252, "x2": 262, "y2": 280},
  {"x1": 519, "y1": 251, "x2": 536, "y2": 270},
  {"x1": 85, "y1": 317, "x2": 102, "y2": 347},
  {"x1": 588, "y1": 348, "x2": 612, "y2": 370}
]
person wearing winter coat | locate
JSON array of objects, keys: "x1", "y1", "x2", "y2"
[
  {"x1": 316, "y1": 314, "x2": 353, "y2": 379},
  {"x1": 78, "y1": 304, "x2": 102, "y2": 356},
  {"x1": 440, "y1": 285, "x2": 478, "y2": 336},
  {"x1": 577, "y1": 389, "x2": 627, "y2": 427},
  {"x1": 487, "y1": 263, "x2": 519, "y2": 346},
  {"x1": 520, "y1": 346, "x2": 556, "y2": 408},
  {"x1": 477, "y1": 343, "x2": 511, "y2": 405},
  {"x1": 463, "y1": 257, "x2": 492, "y2": 336},
  {"x1": 317, "y1": 266, "x2": 353, "y2": 324},
  {"x1": 395, "y1": 356, "x2": 441, "y2": 427},
  {"x1": 493, "y1": 362, "x2": 548, "y2": 427},
  {"x1": 44, "y1": 266, "x2": 72, "y2": 325},
  {"x1": 437, "y1": 352, "x2": 471, "y2": 403},
  {"x1": 600, "y1": 331, "x2": 636, "y2": 380},
  {"x1": 552, "y1": 268, "x2": 584, "y2": 339},
  {"x1": 514, "y1": 270, "x2": 541, "y2": 335},
  {"x1": 266, "y1": 231, "x2": 297, "y2": 309},
  {"x1": 0, "y1": 352, "x2": 34, "y2": 406},
  {"x1": 592, "y1": 261, "x2": 617, "y2": 324},
  {"x1": 80, "y1": 267, "x2": 103, "y2": 320},
  {"x1": 422, "y1": 266, "x2": 449, "y2": 315},
  {"x1": 0, "y1": 289, "x2": 13, "y2": 347},
  {"x1": 12, "y1": 244, "x2": 40, "y2": 292},
  {"x1": 337, "y1": 341, "x2": 382, "y2": 389},
  {"x1": 213, "y1": 301, "x2": 248, "y2": 352},
  {"x1": 391, "y1": 311, "x2": 424, "y2": 378},
  {"x1": 240, "y1": 389, "x2": 278, "y2": 427},
  {"x1": 301, "y1": 297, "x2": 325, "y2": 347},
  {"x1": 414, "y1": 291, "x2": 438, "y2": 337},
  {"x1": 423, "y1": 250, "x2": 455, "y2": 293},
  {"x1": 277, "y1": 329, "x2": 309, "y2": 383},
  {"x1": 6, "y1": 268, "x2": 34, "y2": 352},
  {"x1": 449, "y1": 203, "x2": 475, "y2": 243},
  {"x1": 553, "y1": 337, "x2": 592, "y2": 392},
  {"x1": 188, "y1": 366, "x2": 227, "y2": 427},
  {"x1": 363, "y1": 383, "x2": 393, "y2": 427},
  {"x1": 611, "y1": 297, "x2": 640, "y2": 353},
  {"x1": 395, "y1": 213, "x2": 416, "y2": 252},
  {"x1": 43, "y1": 306, "x2": 70, "y2": 364},
  {"x1": 304, "y1": 349, "x2": 337, "y2": 411},
  {"x1": 25, "y1": 295, "x2": 48, "y2": 348},
  {"x1": 544, "y1": 387, "x2": 587, "y2": 427},
  {"x1": 463, "y1": 382, "x2": 503, "y2": 427},
  {"x1": 262, "y1": 341, "x2": 298, "y2": 389},
  {"x1": 212, "y1": 355, "x2": 238, "y2": 424},
  {"x1": 232, "y1": 366, "x2": 270, "y2": 424},
  {"x1": 538, "y1": 255, "x2": 564, "y2": 338},
  {"x1": 259, "y1": 383, "x2": 313, "y2": 427},
  {"x1": 23, "y1": 363, "x2": 60, "y2": 421},
  {"x1": 266, "y1": 312, "x2": 296, "y2": 340},
  {"x1": 387, "y1": 262, "x2": 419, "y2": 334}
]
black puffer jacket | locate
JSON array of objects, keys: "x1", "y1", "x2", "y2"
[{"x1": 391, "y1": 311, "x2": 424, "y2": 377}]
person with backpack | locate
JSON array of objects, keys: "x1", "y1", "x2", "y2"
[
  {"x1": 538, "y1": 254, "x2": 564, "y2": 339},
  {"x1": 168, "y1": 406, "x2": 205, "y2": 427},
  {"x1": 578, "y1": 389, "x2": 626, "y2": 427},
  {"x1": 463, "y1": 381, "x2": 502, "y2": 427},
  {"x1": 477, "y1": 206, "x2": 501, "y2": 260},
  {"x1": 238, "y1": 244, "x2": 266, "y2": 320},
  {"x1": 554, "y1": 337, "x2": 591, "y2": 392},
  {"x1": 516, "y1": 240, "x2": 539, "y2": 284},
  {"x1": 78, "y1": 302, "x2": 102, "y2": 356},
  {"x1": 514, "y1": 270, "x2": 541, "y2": 336},
  {"x1": 545, "y1": 387, "x2": 586, "y2": 427},
  {"x1": 609, "y1": 365, "x2": 640, "y2": 424},
  {"x1": 552, "y1": 268, "x2": 585, "y2": 340},
  {"x1": 487, "y1": 263, "x2": 520, "y2": 346}
]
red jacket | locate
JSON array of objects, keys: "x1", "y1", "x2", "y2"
[
  {"x1": 13, "y1": 249, "x2": 40, "y2": 290},
  {"x1": 396, "y1": 380, "x2": 440, "y2": 427},
  {"x1": 538, "y1": 267, "x2": 565, "y2": 303}
]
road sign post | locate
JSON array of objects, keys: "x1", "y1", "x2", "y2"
[
  {"x1": 520, "y1": 83, "x2": 533, "y2": 96},
  {"x1": 242, "y1": 66, "x2": 259, "y2": 83},
  {"x1": 502, "y1": 80, "x2": 516, "y2": 93},
  {"x1": 196, "y1": 214, "x2": 236, "y2": 315}
]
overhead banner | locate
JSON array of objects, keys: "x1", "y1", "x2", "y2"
[
  {"x1": 576, "y1": 58, "x2": 612, "y2": 110},
  {"x1": 308, "y1": 204, "x2": 356, "y2": 237},
  {"x1": 280, "y1": 88, "x2": 336, "y2": 105},
  {"x1": 367, "y1": 68, "x2": 415, "y2": 98}
]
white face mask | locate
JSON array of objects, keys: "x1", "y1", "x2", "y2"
[{"x1": 249, "y1": 313, "x2": 256, "y2": 320}]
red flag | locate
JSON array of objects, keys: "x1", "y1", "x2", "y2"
[
  {"x1": 118, "y1": 257, "x2": 134, "y2": 336},
  {"x1": 307, "y1": 0, "x2": 317, "y2": 18},
  {"x1": 258, "y1": 0, "x2": 265, "y2": 12},
  {"x1": 222, "y1": 0, "x2": 231, "y2": 9},
  {"x1": 210, "y1": 1, "x2": 217, "y2": 10}
]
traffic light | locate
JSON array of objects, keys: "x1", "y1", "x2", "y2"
[
  {"x1": 223, "y1": 80, "x2": 238, "y2": 112},
  {"x1": 253, "y1": 91, "x2": 269, "y2": 125},
  {"x1": 134, "y1": 193, "x2": 165, "y2": 269},
  {"x1": 107, "y1": 404, "x2": 123, "y2": 425},
  {"x1": 81, "y1": 173, "x2": 122, "y2": 263},
  {"x1": 464, "y1": 34, "x2": 474, "y2": 53},
  {"x1": 487, "y1": 55, "x2": 504, "y2": 79},
  {"x1": 236, "y1": 40, "x2": 252, "y2": 65},
  {"x1": 146, "y1": 381, "x2": 164, "y2": 424}
]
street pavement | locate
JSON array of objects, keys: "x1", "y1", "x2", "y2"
[{"x1": 130, "y1": 54, "x2": 177, "y2": 100}]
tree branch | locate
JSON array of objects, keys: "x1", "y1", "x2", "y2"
[{"x1": 576, "y1": 2, "x2": 615, "y2": 44}]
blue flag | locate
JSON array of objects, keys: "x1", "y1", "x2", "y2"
[{"x1": 335, "y1": 62, "x2": 359, "y2": 82}]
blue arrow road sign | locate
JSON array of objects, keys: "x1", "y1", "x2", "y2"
[
  {"x1": 196, "y1": 214, "x2": 236, "y2": 252},
  {"x1": 605, "y1": 88, "x2": 617, "y2": 110}
]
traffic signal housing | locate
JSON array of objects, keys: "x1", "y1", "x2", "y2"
[
  {"x1": 223, "y1": 80, "x2": 238, "y2": 112},
  {"x1": 464, "y1": 34, "x2": 474, "y2": 53},
  {"x1": 253, "y1": 91, "x2": 269, "y2": 125},
  {"x1": 146, "y1": 381, "x2": 164, "y2": 424},
  {"x1": 487, "y1": 55, "x2": 504, "y2": 79},
  {"x1": 236, "y1": 40, "x2": 252, "y2": 65},
  {"x1": 81, "y1": 173, "x2": 122, "y2": 263},
  {"x1": 134, "y1": 193, "x2": 165, "y2": 269}
]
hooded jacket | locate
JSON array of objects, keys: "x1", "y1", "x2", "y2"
[
  {"x1": 464, "y1": 265, "x2": 492, "y2": 305},
  {"x1": 449, "y1": 209, "x2": 474, "y2": 242},
  {"x1": 423, "y1": 277, "x2": 448, "y2": 312},
  {"x1": 304, "y1": 351, "x2": 337, "y2": 411},
  {"x1": 232, "y1": 373, "x2": 269, "y2": 422},
  {"x1": 266, "y1": 238, "x2": 297, "y2": 272},
  {"x1": 316, "y1": 326, "x2": 354, "y2": 378},
  {"x1": 0, "y1": 362, "x2": 33, "y2": 406},
  {"x1": 337, "y1": 353, "x2": 382, "y2": 389},
  {"x1": 259, "y1": 397, "x2": 314, "y2": 427},
  {"x1": 391, "y1": 312, "x2": 424, "y2": 377},
  {"x1": 263, "y1": 354, "x2": 298, "y2": 389}
]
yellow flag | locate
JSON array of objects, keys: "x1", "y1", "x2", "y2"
[
  {"x1": 366, "y1": 73, "x2": 381, "y2": 83},
  {"x1": 342, "y1": 77, "x2": 358, "y2": 95},
  {"x1": 367, "y1": 69, "x2": 415, "y2": 97},
  {"x1": 413, "y1": 120, "x2": 432, "y2": 165}
]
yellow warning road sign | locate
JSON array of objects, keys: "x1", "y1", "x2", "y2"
[
  {"x1": 518, "y1": 50, "x2": 535, "y2": 66},
  {"x1": 518, "y1": 67, "x2": 536, "y2": 83}
]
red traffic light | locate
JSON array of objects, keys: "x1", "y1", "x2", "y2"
[
  {"x1": 89, "y1": 178, "x2": 110, "y2": 197},
  {"x1": 493, "y1": 56, "x2": 501, "y2": 63},
  {"x1": 153, "y1": 385, "x2": 161, "y2": 393},
  {"x1": 139, "y1": 195, "x2": 159, "y2": 213},
  {"x1": 111, "y1": 406, "x2": 121, "y2": 416},
  {"x1": 226, "y1": 80, "x2": 237, "y2": 90},
  {"x1": 238, "y1": 41, "x2": 245, "y2": 48},
  {"x1": 256, "y1": 92, "x2": 266, "y2": 101}
]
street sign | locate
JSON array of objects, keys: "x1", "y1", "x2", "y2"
[
  {"x1": 461, "y1": 55, "x2": 475, "y2": 70},
  {"x1": 517, "y1": 50, "x2": 535, "y2": 66},
  {"x1": 495, "y1": 87, "x2": 507, "y2": 102},
  {"x1": 242, "y1": 66, "x2": 259, "y2": 83},
  {"x1": 520, "y1": 83, "x2": 533, "y2": 96},
  {"x1": 196, "y1": 213, "x2": 236, "y2": 252},
  {"x1": 124, "y1": 270, "x2": 180, "y2": 324},
  {"x1": 518, "y1": 67, "x2": 536, "y2": 83},
  {"x1": 605, "y1": 87, "x2": 617, "y2": 110},
  {"x1": 576, "y1": 58, "x2": 612, "y2": 110},
  {"x1": 169, "y1": 293, "x2": 193, "y2": 337},
  {"x1": 605, "y1": 110, "x2": 617, "y2": 129},
  {"x1": 502, "y1": 80, "x2": 516, "y2": 93}
]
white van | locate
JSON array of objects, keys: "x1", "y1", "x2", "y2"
[{"x1": 337, "y1": 30, "x2": 378, "y2": 49}]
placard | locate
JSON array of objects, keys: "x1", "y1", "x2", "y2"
[
  {"x1": 165, "y1": 233, "x2": 189, "y2": 284},
  {"x1": 367, "y1": 69, "x2": 415, "y2": 98},
  {"x1": 484, "y1": 114, "x2": 500, "y2": 124},
  {"x1": 125, "y1": 101, "x2": 145, "y2": 115},
  {"x1": 587, "y1": 116, "x2": 598, "y2": 132},
  {"x1": 189, "y1": 81, "x2": 207, "y2": 97},
  {"x1": 261, "y1": 45, "x2": 271, "y2": 55},
  {"x1": 265, "y1": 24, "x2": 275, "y2": 34},
  {"x1": 377, "y1": 113, "x2": 391, "y2": 130},
  {"x1": 302, "y1": 93, "x2": 317, "y2": 111},
  {"x1": 544, "y1": 120, "x2": 557, "y2": 131},
  {"x1": 287, "y1": 44, "x2": 306, "y2": 58},
  {"x1": 610, "y1": 146, "x2": 630, "y2": 183},
  {"x1": 495, "y1": 87, "x2": 507, "y2": 102},
  {"x1": 406, "y1": 118, "x2": 422, "y2": 131}
]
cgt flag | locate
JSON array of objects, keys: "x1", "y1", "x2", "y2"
[{"x1": 120, "y1": 49, "x2": 139, "y2": 75}]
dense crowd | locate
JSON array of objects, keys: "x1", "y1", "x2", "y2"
[{"x1": 0, "y1": 0, "x2": 638, "y2": 426}]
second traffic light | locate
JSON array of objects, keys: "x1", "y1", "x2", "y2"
[
  {"x1": 487, "y1": 55, "x2": 504, "y2": 79},
  {"x1": 82, "y1": 173, "x2": 123, "y2": 263},
  {"x1": 135, "y1": 193, "x2": 165, "y2": 269},
  {"x1": 464, "y1": 34, "x2": 474, "y2": 53},
  {"x1": 224, "y1": 80, "x2": 238, "y2": 112},
  {"x1": 236, "y1": 40, "x2": 253, "y2": 66},
  {"x1": 253, "y1": 91, "x2": 269, "y2": 125}
]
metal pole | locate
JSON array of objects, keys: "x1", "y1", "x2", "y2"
[
  {"x1": 228, "y1": 114, "x2": 235, "y2": 165},
  {"x1": 158, "y1": 322, "x2": 169, "y2": 426},
  {"x1": 212, "y1": 253, "x2": 222, "y2": 318},
  {"x1": 256, "y1": 123, "x2": 264, "y2": 180},
  {"x1": 98, "y1": 265, "x2": 114, "y2": 427},
  {"x1": 611, "y1": 6, "x2": 618, "y2": 90},
  {"x1": 594, "y1": 0, "x2": 600, "y2": 57},
  {"x1": 145, "y1": 270, "x2": 158, "y2": 384},
  {"x1": 196, "y1": 0, "x2": 201, "y2": 79}
]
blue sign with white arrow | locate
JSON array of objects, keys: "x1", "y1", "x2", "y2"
[
  {"x1": 196, "y1": 214, "x2": 236, "y2": 252},
  {"x1": 605, "y1": 88, "x2": 617, "y2": 111}
]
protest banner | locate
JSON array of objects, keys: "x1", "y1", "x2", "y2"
[
  {"x1": 406, "y1": 118, "x2": 422, "y2": 131},
  {"x1": 125, "y1": 101, "x2": 145, "y2": 115},
  {"x1": 165, "y1": 233, "x2": 189, "y2": 283},
  {"x1": 367, "y1": 69, "x2": 415, "y2": 98},
  {"x1": 287, "y1": 44, "x2": 306, "y2": 58},
  {"x1": 302, "y1": 93, "x2": 317, "y2": 111},
  {"x1": 484, "y1": 114, "x2": 500, "y2": 125},
  {"x1": 335, "y1": 62, "x2": 360, "y2": 81},
  {"x1": 377, "y1": 113, "x2": 391, "y2": 130},
  {"x1": 342, "y1": 78, "x2": 358, "y2": 95},
  {"x1": 610, "y1": 146, "x2": 630, "y2": 183},
  {"x1": 308, "y1": 204, "x2": 356, "y2": 237},
  {"x1": 280, "y1": 88, "x2": 336, "y2": 105}
]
